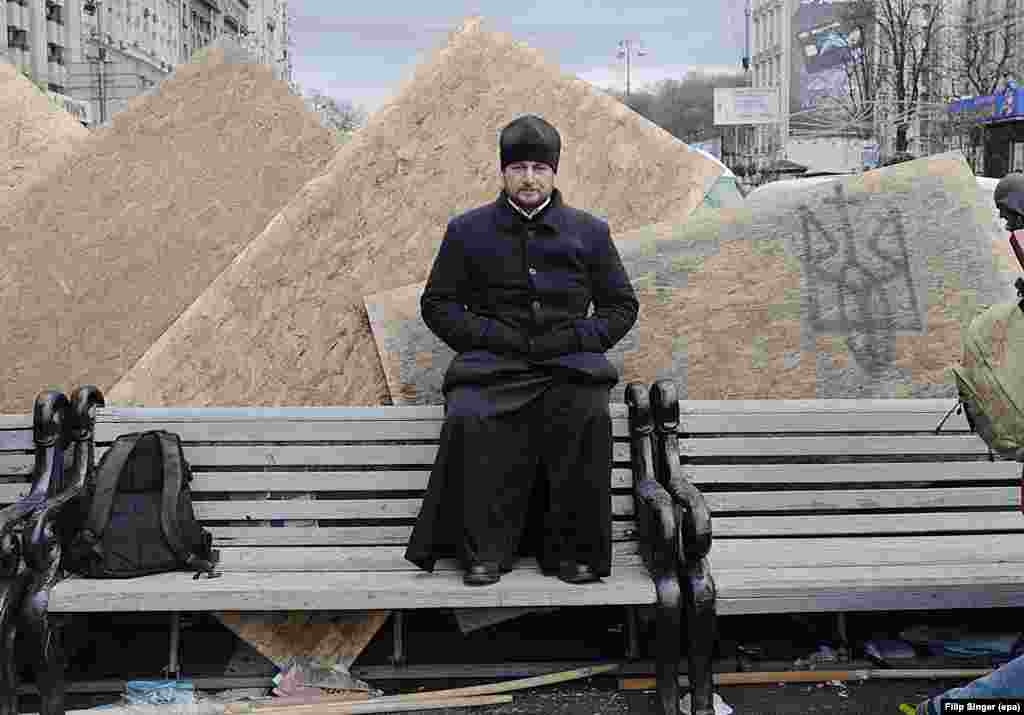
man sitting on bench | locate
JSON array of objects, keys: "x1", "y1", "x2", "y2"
[{"x1": 404, "y1": 115, "x2": 640, "y2": 586}]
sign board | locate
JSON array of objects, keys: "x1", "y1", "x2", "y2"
[
  {"x1": 714, "y1": 87, "x2": 780, "y2": 125},
  {"x1": 46, "y1": 90, "x2": 92, "y2": 125},
  {"x1": 862, "y1": 142, "x2": 880, "y2": 169}
]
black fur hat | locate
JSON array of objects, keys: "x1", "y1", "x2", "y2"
[{"x1": 499, "y1": 115, "x2": 561, "y2": 173}]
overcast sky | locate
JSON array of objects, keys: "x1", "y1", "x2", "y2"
[{"x1": 289, "y1": 1, "x2": 750, "y2": 114}]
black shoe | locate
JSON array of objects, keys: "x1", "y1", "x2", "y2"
[
  {"x1": 463, "y1": 561, "x2": 501, "y2": 586},
  {"x1": 557, "y1": 561, "x2": 600, "y2": 584}
]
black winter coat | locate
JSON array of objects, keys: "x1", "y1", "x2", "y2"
[{"x1": 422, "y1": 188, "x2": 640, "y2": 392}]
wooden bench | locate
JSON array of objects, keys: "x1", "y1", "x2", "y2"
[
  {"x1": 16, "y1": 383, "x2": 718, "y2": 715},
  {"x1": 647, "y1": 379, "x2": 1024, "y2": 701},
  {"x1": 0, "y1": 389, "x2": 97, "y2": 715}
]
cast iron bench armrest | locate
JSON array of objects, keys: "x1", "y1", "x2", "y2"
[{"x1": 650, "y1": 380, "x2": 711, "y2": 562}]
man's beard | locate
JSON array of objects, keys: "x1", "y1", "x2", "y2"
[{"x1": 514, "y1": 186, "x2": 546, "y2": 207}]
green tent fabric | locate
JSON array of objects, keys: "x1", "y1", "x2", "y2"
[{"x1": 951, "y1": 300, "x2": 1024, "y2": 461}]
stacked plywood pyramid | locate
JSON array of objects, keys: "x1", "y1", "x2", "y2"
[
  {"x1": 366, "y1": 152, "x2": 1007, "y2": 403},
  {"x1": 107, "y1": 16, "x2": 726, "y2": 407},
  {"x1": 0, "y1": 44, "x2": 338, "y2": 411},
  {"x1": 0, "y1": 57, "x2": 91, "y2": 218}
]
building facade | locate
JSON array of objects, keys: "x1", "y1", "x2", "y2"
[
  {"x1": 750, "y1": 0, "x2": 790, "y2": 164},
  {"x1": 2, "y1": 0, "x2": 291, "y2": 125}
]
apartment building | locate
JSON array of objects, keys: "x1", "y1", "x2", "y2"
[
  {"x1": 2, "y1": 0, "x2": 291, "y2": 125},
  {"x1": 750, "y1": 0, "x2": 790, "y2": 162}
]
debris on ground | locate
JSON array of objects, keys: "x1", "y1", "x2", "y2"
[
  {"x1": 680, "y1": 691, "x2": 733, "y2": 714},
  {"x1": 898, "y1": 625, "x2": 1023, "y2": 659}
]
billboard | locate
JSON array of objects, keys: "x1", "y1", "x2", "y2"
[
  {"x1": 713, "y1": 87, "x2": 781, "y2": 125},
  {"x1": 790, "y1": 0, "x2": 864, "y2": 123}
]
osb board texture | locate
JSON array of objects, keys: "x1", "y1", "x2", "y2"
[
  {"x1": 0, "y1": 58, "x2": 91, "y2": 218},
  {"x1": 217, "y1": 610, "x2": 391, "y2": 670},
  {"x1": 365, "y1": 152, "x2": 1015, "y2": 403},
  {"x1": 106, "y1": 15, "x2": 725, "y2": 408},
  {"x1": 0, "y1": 46, "x2": 339, "y2": 411}
]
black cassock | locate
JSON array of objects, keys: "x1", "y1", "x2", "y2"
[{"x1": 404, "y1": 188, "x2": 639, "y2": 576}]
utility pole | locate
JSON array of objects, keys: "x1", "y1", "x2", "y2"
[
  {"x1": 83, "y1": 0, "x2": 108, "y2": 124},
  {"x1": 617, "y1": 39, "x2": 647, "y2": 101}
]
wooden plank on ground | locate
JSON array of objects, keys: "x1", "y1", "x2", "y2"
[
  {"x1": 217, "y1": 610, "x2": 391, "y2": 671},
  {"x1": 47, "y1": 565, "x2": 659, "y2": 612}
]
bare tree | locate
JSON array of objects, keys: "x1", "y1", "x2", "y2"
[
  {"x1": 306, "y1": 90, "x2": 368, "y2": 134},
  {"x1": 951, "y1": 22, "x2": 1019, "y2": 97},
  {"x1": 608, "y1": 71, "x2": 748, "y2": 144},
  {"x1": 837, "y1": 0, "x2": 950, "y2": 153}
]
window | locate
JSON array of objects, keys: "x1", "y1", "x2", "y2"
[
  {"x1": 45, "y1": 2, "x2": 63, "y2": 24},
  {"x1": 7, "y1": 27, "x2": 28, "y2": 50},
  {"x1": 47, "y1": 43, "x2": 64, "y2": 65},
  {"x1": 985, "y1": 30, "x2": 995, "y2": 61},
  {"x1": 1010, "y1": 23, "x2": 1018, "y2": 56}
]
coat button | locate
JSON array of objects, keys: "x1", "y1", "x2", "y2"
[
  {"x1": 531, "y1": 300, "x2": 541, "y2": 310},
  {"x1": 528, "y1": 267, "x2": 537, "y2": 275}
]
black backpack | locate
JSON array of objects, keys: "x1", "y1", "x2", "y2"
[{"x1": 66, "y1": 430, "x2": 220, "y2": 579}]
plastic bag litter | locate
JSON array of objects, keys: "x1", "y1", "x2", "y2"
[
  {"x1": 680, "y1": 692, "x2": 733, "y2": 715},
  {"x1": 125, "y1": 680, "x2": 195, "y2": 706}
]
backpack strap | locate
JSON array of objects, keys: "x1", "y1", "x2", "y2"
[
  {"x1": 156, "y1": 432, "x2": 219, "y2": 579},
  {"x1": 82, "y1": 433, "x2": 143, "y2": 545}
]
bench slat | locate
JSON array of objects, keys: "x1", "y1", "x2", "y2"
[
  {"x1": 0, "y1": 429, "x2": 33, "y2": 451},
  {"x1": 96, "y1": 443, "x2": 632, "y2": 466},
  {"x1": 212, "y1": 543, "x2": 643, "y2": 572},
  {"x1": 708, "y1": 533, "x2": 1024, "y2": 570},
  {"x1": 679, "y1": 403, "x2": 971, "y2": 434},
  {"x1": 685, "y1": 462, "x2": 1020, "y2": 485},
  {"x1": 0, "y1": 483, "x2": 31, "y2": 504},
  {"x1": 97, "y1": 419, "x2": 631, "y2": 442},
  {"x1": 704, "y1": 486, "x2": 1016, "y2": 512},
  {"x1": 0, "y1": 416, "x2": 32, "y2": 430},
  {"x1": 190, "y1": 469, "x2": 635, "y2": 492},
  {"x1": 193, "y1": 494, "x2": 636, "y2": 521},
  {"x1": 711, "y1": 563, "x2": 1024, "y2": 614},
  {"x1": 208, "y1": 522, "x2": 639, "y2": 546},
  {"x1": 683, "y1": 434, "x2": 989, "y2": 458},
  {"x1": 714, "y1": 512, "x2": 1024, "y2": 537},
  {"x1": 47, "y1": 564, "x2": 658, "y2": 612},
  {"x1": 0, "y1": 454, "x2": 32, "y2": 477},
  {"x1": 96, "y1": 405, "x2": 630, "y2": 421}
]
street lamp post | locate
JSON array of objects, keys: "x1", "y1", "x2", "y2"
[{"x1": 617, "y1": 39, "x2": 647, "y2": 101}]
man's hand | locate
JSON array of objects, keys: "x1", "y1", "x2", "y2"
[
  {"x1": 479, "y1": 318, "x2": 530, "y2": 355},
  {"x1": 528, "y1": 326, "x2": 579, "y2": 361}
]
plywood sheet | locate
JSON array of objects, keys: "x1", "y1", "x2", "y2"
[
  {"x1": 366, "y1": 152, "x2": 1010, "y2": 403},
  {"x1": 0, "y1": 57, "x2": 91, "y2": 219},
  {"x1": 0, "y1": 41, "x2": 338, "y2": 411},
  {"x1": 106, "y1": 16, "x2": 725, "y2": 408}
]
